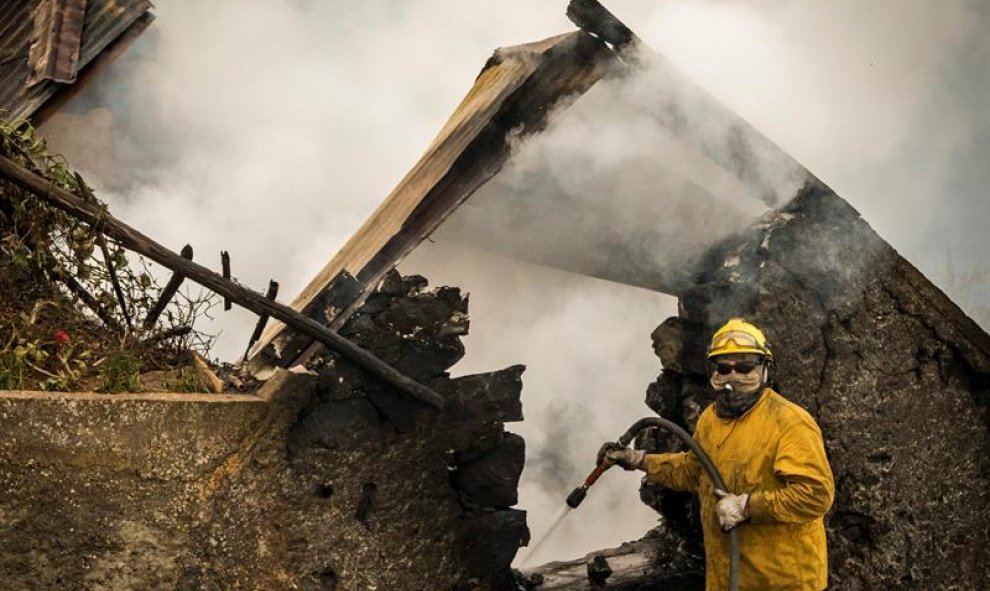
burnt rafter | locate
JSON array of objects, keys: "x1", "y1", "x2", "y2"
[{"x1": 0, "y1": 153, "x2": 445, "y2": 409}]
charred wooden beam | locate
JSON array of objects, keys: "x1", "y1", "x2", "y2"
[
  {"x1": 520, "y1": 534, "x2": 703, "y2": 590},
  {"x1": 0, "y1": 153, "x2": 446, "y2": 409},
  {"x1": 221, "y1": 250, "x2": 231, "y2": 311},
  {"x1": 243, "y1": 279, "x2": 278, "y2": 361},
  {"x1": 143, "y1": 244, "x2": 193, "y2": 330},
  {"x1": 566, "y1": 0, "x2": 636, "y2": 52}
]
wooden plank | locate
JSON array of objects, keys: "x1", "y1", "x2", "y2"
[
  {"x1": 520, "y1": 535, "x2": 703, "y2": 590},
  {"x1": 0, "y1": 153, "x2": 446, "y2": 409}
]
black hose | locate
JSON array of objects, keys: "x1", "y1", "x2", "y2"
[{"x1": 619, "y1": 417, "x2": 740, "y2": 591}]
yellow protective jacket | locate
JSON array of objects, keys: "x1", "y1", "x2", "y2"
[{"x1": 644, "y1": 388, "x2": 834, "y2": 591}]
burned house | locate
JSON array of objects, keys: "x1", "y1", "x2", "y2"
[{"x1": 0, "y1": 1, "x2": 986, "y2": 590}]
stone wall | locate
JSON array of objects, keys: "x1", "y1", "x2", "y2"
[
  {"x1": 0, "y1": 272, "x2": 529, "y2": 590},
  {"x1": 643, "y1": 181, "x2": 990, "y2": 590}
]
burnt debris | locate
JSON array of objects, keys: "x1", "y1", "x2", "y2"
[
  {"x1": 286, "y1": 270, "x2": 530, "y2": 590},
  {"x1": 586, "y1": 554, "x2": 612, "y2": 586}
]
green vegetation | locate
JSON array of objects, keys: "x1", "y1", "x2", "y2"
[
  {"x1": 0, "y1": 116, "x2": 219, "y2": 392},
  {"x1": 97, "y1": 350, "x2": 144, "y2": 393}
]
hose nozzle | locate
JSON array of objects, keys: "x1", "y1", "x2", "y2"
[{"x1": 566, "y1": 485, "x2": 588, "y2": 508}]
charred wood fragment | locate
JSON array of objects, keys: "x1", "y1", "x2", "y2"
[
  {"x1": 566, "y1": 0, "x2": 637, "y2": 52},
  {"x1": 243, "y1": 279, "x2": 278, "y2": 361},
  {"x1": 221, "y1": 250, "x2": 231, "y2": 311},
  {"x1": 586, "y1": 554, "x2": 612, "y2": 586},
  {"x1": 143, "y1": 244, "x2": 193, "y2": 329}
]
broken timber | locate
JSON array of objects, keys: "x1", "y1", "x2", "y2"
[
  {"x1": 243, "y1": 279, "x2": 279, "y2": 361},
  {"x1": 143, "y1": 244, "x2": 193, "y2": 329},
  {"x1": 520, "y1": 534, "x2": 703, "y2": 590},
  {"x1": 0, "y1": 153, "x2": 445, "y2": 409}
]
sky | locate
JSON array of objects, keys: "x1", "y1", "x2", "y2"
[{"x1": 42, "y1": 0, "x2": 990, "y2": 565}]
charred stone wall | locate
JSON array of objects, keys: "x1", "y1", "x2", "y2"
[
  {"x1": 643, "y1": 181, "x2": 990, "y2": 589},
  {"x1": 0, "y1": 272, "x2": 529, "y2": 590}
]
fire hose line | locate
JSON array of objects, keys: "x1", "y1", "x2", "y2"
[{"x1": 568, "y1": 417, "x2": 740, "y2": 591}]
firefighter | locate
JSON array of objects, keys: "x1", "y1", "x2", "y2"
[{"x1": 599, "y1": 318, "x2": 834, "y2": 590}]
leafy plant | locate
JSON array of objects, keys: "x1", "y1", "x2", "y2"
[
  {"x1": 0, "y1": 350, "x2": 24, "y2": 390},
  {"x1": 97, "y1": 350, "x2": 143, "y2": 393}
]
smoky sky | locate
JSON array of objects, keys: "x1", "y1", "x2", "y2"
[{"x1": 40, "y1": 0, "x2": 990, "y2": 565}]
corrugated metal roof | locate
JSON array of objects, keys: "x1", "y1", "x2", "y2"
[
  {"x1": 27, "y1": 0, "x2": 88, "y2": 86},
  {"x1": 0, "y1": 0, "x2": 152, "y2": 121}
]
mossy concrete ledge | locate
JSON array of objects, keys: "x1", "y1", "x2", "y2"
[{"x1": 0, "y1": 371, "x2": 313, "y2": 590}]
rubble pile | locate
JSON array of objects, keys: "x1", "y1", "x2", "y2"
[{"x1": 641, "y1": 180, "x2": 990, "y2": 589}]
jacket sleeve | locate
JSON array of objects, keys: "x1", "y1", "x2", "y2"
[
  {"x1": 643, "y1": 451, "x2": 703, "y2": 492},
  {"x1": 748, "y1": 411, "x2": 834, "y2": 524}
]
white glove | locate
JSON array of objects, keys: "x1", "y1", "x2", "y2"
[
  {"x1": 714, "y1": 489, "x2": 750, "y2": 531},
  {"x1": 596, "y1": 442, "x2": 645, "y2": 471}
]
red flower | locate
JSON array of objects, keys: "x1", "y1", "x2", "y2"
[{"x1": 53, "y1": 330, "x2": 70, "y2": 346}]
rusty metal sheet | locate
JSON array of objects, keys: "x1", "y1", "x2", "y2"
[
  {"x1": 27, "y1": 0, "x2": 88, "y2": 86},
  {"x1": 0, "y1": 0, "x2": 152, "y2": 121}
]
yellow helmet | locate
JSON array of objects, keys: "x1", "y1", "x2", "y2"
[{"x1": 707, "y1": 318, "x2": 773, "y2": 359}]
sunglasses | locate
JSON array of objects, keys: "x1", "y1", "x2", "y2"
[{"x1": 712, "y1": 360, "x2": 763, "y2": 375}]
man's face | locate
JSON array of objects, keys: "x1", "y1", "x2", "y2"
[{"x1": 709, "y1": 353, "x2": 765, "y2": 394}]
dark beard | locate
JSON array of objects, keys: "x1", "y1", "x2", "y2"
[{"x1": 714, "y1": 388, "x2": 762, "y2": 419}]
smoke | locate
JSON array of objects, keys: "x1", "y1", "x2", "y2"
[
  {"x1": 632, "y1": 0, "x2": 990, "y2": 327},
  {"x1": 39, "y1": 0, "x2": 988, "y2": 567},
  {"x1": 403, "y1": 243, "x2": 667, "y2": 562}
]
